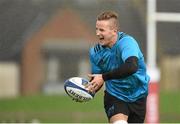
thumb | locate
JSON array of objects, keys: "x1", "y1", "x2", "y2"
[
  {"x1": 88, "y1": 74, "x2": 94, "y2": 78},
  {"x1": 88, "y1": 74, "x2": 95, "y2": 82}
]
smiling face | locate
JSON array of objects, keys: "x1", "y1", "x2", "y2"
[
  {"x1": 96, "y1": 11, "x2": 119, "y2": 47},
  {"x1": 96, "y1": 19, "x2": 118, "y2": 47}
]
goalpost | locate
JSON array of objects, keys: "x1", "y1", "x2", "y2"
[{"x1": 146, "y1": 0, "x2": 180, "y2": 123}]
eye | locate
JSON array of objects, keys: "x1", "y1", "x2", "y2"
[
  {"x1": 96, "y1": 27, "x2": 105, "y2": 33},
  {"x1": 99, "y1": 28, "x2": 104, "y2": 32}
]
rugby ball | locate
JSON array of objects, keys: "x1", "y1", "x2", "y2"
[{"x1": 64, "y1": 77, "x2": 95, "y2": 102}]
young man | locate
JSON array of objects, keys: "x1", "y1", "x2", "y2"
[{"x1": 86, "y1": 11, "x2": 150, "y2": 123}]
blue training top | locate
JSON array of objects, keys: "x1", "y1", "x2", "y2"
[{"x1": 89, "y1": 32, "x2": 150, "y2": 102}]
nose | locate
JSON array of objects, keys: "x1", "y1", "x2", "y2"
[{"x1": 96, "y1": 29, "x2": 100, "y2": 36}]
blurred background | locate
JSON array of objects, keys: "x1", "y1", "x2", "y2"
[{"x1": 0, "y1": 0, "x2": 180, "y2": 123}]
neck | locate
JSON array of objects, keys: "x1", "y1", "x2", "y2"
[{"x1": 108, "y1": 33, "x2": 118, "y2": 48}]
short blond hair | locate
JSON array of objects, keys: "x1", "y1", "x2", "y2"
[
  {"x1": 97, "y1": 11, "x2": 119, "y2": 30},
  {"x1": 97, "y1": 11, "x2": 118, "y2": 21}
]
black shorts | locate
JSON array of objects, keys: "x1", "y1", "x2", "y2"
[{"x1": 104, "y1": 91, "x2": 147, "y2": 123}]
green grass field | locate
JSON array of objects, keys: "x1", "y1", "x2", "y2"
[
  {"x1": 0, "y1": 91, "x2": 106, "y2": 123},
  {"x1": 159, "y1": 91, "x2": 180, "y2": 123},
  {"x1": 0, "y1": 91, "x2": 180, "y2": 123}
]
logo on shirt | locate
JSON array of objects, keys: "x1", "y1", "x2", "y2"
[
  {"x1": 99, "y1": 58, "x2": 104, "y2": 65},
  {"x1": 107, "y1": 105, "x2": 115, "y2": 117}
]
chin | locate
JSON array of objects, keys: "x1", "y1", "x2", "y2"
[{"x1": 99, "y1": 41, "x2": 105, "y2": 46}]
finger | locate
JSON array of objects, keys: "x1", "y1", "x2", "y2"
[
  {"x1": 85, "y1": 82, "x2": 91, "y2": 89},
  {"x1": 86, "y1": 84, "x2": 95, "y2": 93},
  {"x1": 89, "y1": 84, "x2": 98, "y2": 93},
  {"x1": 88, "y1": 74, "x2": 95, "y2": 79},
  {"x1": 93, "y1": 84, "x2": 99, "y2": 91},
  {"x1": 85, "y1": 83, "x2": 93, "y2": 92},
  {"x1": 85, "y1": 80, "x2": 94, "y2": 89}
]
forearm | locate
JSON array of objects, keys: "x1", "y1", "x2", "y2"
[{"x1": 102, "y1": 56, "x2": 138, "y2": 81}]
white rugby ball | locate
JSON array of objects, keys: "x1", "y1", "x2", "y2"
[{"x1": 64, "y1": 77, "x2": 95, "y2": 102}]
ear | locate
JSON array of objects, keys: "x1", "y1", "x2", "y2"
[{"x1": 113, "y1": 28, "x2": 118, "y2": 34}]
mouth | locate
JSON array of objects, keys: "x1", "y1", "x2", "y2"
[{"x1": 99, "y1": 36, "x2": 104, "y2": 41}]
